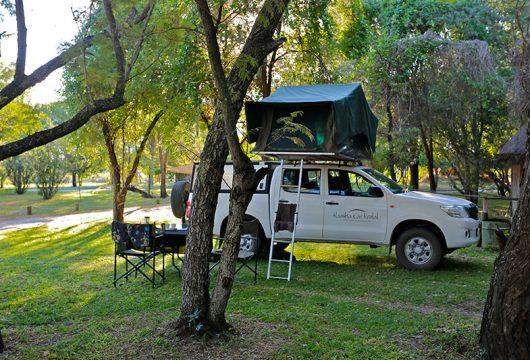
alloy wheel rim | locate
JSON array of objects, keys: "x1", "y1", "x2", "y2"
[{"x1": 240, "y1": 234, "x2": 257, "y2": 253}]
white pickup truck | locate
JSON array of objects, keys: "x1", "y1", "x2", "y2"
[{"x1": 189, "y1": 161, "x2": 481, "y2": 270}]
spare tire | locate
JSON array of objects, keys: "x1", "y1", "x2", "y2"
[{"x1": 171, "y1": 181, "x2": 191, "y2": 219}]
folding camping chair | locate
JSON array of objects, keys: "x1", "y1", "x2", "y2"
[{"x1": 111, "y1": 221, "x2": 165, "y2": 288}]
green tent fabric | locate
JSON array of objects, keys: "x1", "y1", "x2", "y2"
[{"x1": 245, "y1": 83, "x2": 379, "y2": 160}]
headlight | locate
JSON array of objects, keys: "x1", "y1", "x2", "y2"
[{"x1": 440, "y1": 205, "x2": 468, "y2": 218}]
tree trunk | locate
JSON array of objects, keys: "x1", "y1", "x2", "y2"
[
  {"x1": 386, "y1": 96, "x2": 397, "y2": 181},
  {"x1": 177, "y1": 0, "x2": 290, "y2": 334},
  {"x1": 179, "y1": 119, "x2": 228, "y2": 329},
  {"x1": 480, "y1": 124, "x2": 529, "y2": 359},
  {"x1": 409, "y1": 161, "x2": 419, "y2": 190},
  {"x1": 0, "y1": 330, "x2": 4, "y2": 353},
  {"x1": 159, "y1": 147, "x2": 168, "y2": 198},
  {"x1": 419, "y1": 125, "x2": 436, "y2": 192},
  {"x1": 72, "y1": 172, "x2": 77, "y2": 187},
  {"x1": 102, "y1": 119, "x2": 123, "y2": 221},
  {"x1": 148, "y1": 137, "x2": 155, "y2": 194},
  {"x1": 208, "y1": 161, "x2": 256, "y2": 329},
  {"x1": 426, "y1": 153, "x2": 436, "y2": 191},
  {"x1": 114, "y1": 189, "x2": 126, "y2": 222}
]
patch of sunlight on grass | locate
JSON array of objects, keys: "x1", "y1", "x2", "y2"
[{"x1": 1, "y1": 224, "x2": 111, "y2": 260}]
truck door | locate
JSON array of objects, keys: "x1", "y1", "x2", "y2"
[
  {"x1": 276, "y1": 168, "x2": 323, "y2": 240},
  {"x1": 323, "y1": 169, "x2": 387, "y2": 243}
]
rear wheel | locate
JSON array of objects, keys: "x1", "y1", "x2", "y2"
[
  {"x1": 396, "y1": 227, "x2": 442, "y2": 270},
  {"x1": 220, "y1": 218, "x2": 265, "y2": 258}
]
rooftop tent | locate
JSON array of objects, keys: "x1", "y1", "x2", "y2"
[{"x1": 245, "y1": 83, "x2": 379, "y2": 160}]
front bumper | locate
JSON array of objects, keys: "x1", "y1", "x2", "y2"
[{"x1": 444, "y1": 218, "x2": 481, "y2": 249}]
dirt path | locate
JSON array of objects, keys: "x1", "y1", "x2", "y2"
[{"x1": 0, "y1": 205, "x2": 179, "y2": 233}]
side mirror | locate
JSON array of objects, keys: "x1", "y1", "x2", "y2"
[{"x1": 368, "y1": 186, "x2": 384, "y2": 198}]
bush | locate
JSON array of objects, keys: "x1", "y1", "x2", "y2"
[
  {"x1": 4, "y1": 155, "x2": 33, "y2": 194},
  {"x1": 32, "y1": 145, "x2": 67, "y2": 200}
]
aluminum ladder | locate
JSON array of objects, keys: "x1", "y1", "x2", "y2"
[{"x1": 266, "y1": 159, "x2": 304, "y2": 281}]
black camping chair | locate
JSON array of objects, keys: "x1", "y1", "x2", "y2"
[{"x1": 112, "y1": 221, "x2": 165, "y2": 288}]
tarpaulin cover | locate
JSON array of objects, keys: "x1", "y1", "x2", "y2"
[{"x1": 245, "y1": 83, "x2": 379, "y2": 159}]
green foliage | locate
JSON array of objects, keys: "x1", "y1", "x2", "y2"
[
  {"x1": 31, "y1": 144, "x2": 68, "y2": 200},
  {"x1": 364, "y1": 0, "x2": 505, "y2": 46},
  {"x1": 334, "y1": 0, "x2": 371, "y2": 60},
  {"x1": 4, "y1": 154, "x2": 33, "y2": 194},
  {"x1": 0, "y1": 101, "x2": 45, "y2": 145}
]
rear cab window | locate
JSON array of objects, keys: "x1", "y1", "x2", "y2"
[{"x1": 282, "y1": 169, "x2": 321, "y2": 194}]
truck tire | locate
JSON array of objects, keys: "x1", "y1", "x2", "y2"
[
  {"x1": 220, "y1": 220, "x2": 265, "y2": 258},
  {"x1": 170, "y1": 181, "x2": 190, "y2": 219},
  {"x1": 396, "y1": 227, "x2": 442, "y2": 270}
]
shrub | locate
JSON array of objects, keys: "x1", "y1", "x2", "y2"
[
  {"x1": 31, "y1": 145, "x2": 67, "y2": 200},
  {"x1": 4, "y1": 155, "x2": 33, "y2": 194}
]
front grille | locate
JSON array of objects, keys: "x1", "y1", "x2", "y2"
[{"x1": 465, "y1": 204, "x2": 479, "y2": 220}]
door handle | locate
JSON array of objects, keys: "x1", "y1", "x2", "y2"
[
  {"x1": 326, "y1": 201, "x2": 339, "y2": 205},
  {"x1": 279, "y1": 199, "x2": 289, "y2": 203}
]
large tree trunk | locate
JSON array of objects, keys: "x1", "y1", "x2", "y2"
[
  {"x1": 177, "y1": 0, "x2": 289, "y2": 334},
  {"x1": 72, "y1": 172, "x2": 77, "y2": 187},
  {"x1": 208, "y1": 161, "x2": 257, "y2": 329},
  {"x1": 480, "y1": 124, "x2": 529, "y2": 359},
  {"x1": 179, "y1": 119, "x2": 228, "y2": 328},
  {"x1": 0, "y1": 330, "x2": 4, "y2": 353}
]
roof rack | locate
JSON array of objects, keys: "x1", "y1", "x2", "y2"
[{"x1": 255, "y1": 151, "x2": 362, "y2": 162}]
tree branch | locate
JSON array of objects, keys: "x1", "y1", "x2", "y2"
[
  {"x1": 14, "y1": 0, "x2": 27, "y2": 80},
  {"x1": 0, "y1": 0, "x2": 155, "y2": 161},
  {"x1": 0, "y1": 36, "x2": 94, "y2": 110},
  {"x1": 126, "y1": 0, "x2": 156, "y2": 79},
  {"x1": 122, "y1": 110, "x2": 165, "y2": 189},
  {"x1": 103, "y1": 0, "x2": 126, "y2": 97}
]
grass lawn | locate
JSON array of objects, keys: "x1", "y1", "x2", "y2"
[
  {"x1": 0, "y1": 223, "x2": 497, "y2": 359},
  {"x1": 0, "y1": 185, "x2": 169, "y2": 219}
]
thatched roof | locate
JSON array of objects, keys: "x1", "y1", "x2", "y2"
[
  {"x1": 167, "y1": 164, "x2": 193, "y2": 174},
  {"x1": 499, "y1": 124, "x2": 528, "y2": 163}
]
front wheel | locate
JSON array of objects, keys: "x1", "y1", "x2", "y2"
[{"x1": 396, "y1": 227, "x2": 442, "y2": 270}]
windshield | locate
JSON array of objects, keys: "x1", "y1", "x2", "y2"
[{"x1": 362, "y1": 168, "x2": 404, "y2": 194}]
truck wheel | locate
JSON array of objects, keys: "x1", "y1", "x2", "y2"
[
  {"x1": 170, "y1": 181, "x2": 190, "y2": 219},
  {"x1": 220, "y1": 222, "x2": 264, "y2": 258},
  {"x1": 396, "y1": 227, "x2": 442, "y2": 270}
]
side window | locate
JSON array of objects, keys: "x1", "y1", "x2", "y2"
[
  {"x1": 328, "y1": 170, "x2": 378, "y2": 197},
  {"x1": 282, "y1": 169, "x2": 321, "y2": 194}
]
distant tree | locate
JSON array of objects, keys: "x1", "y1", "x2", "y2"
[
  {"x1": 66, "y1": 150, "x2": 92, "y2": 188},
  {"x1": 0, "y1": 164, "x2": 6, "y2": 188},
  {"x1": 99, "y1": 110, "x2": 164, "y2": 221},
  {"x1": 31, "y1": 144, "x2": 68, "y2": 200},
  {"x1": 430, "y1": 40, "x2": 507, "y2": 202},
  {"x1": 4, "y1": 154, "x2": 32, "y2": 194}
]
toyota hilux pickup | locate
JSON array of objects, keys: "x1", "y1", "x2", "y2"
[{"x1": 188, "y1": 161, "x2": 481, "y2": 270}]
